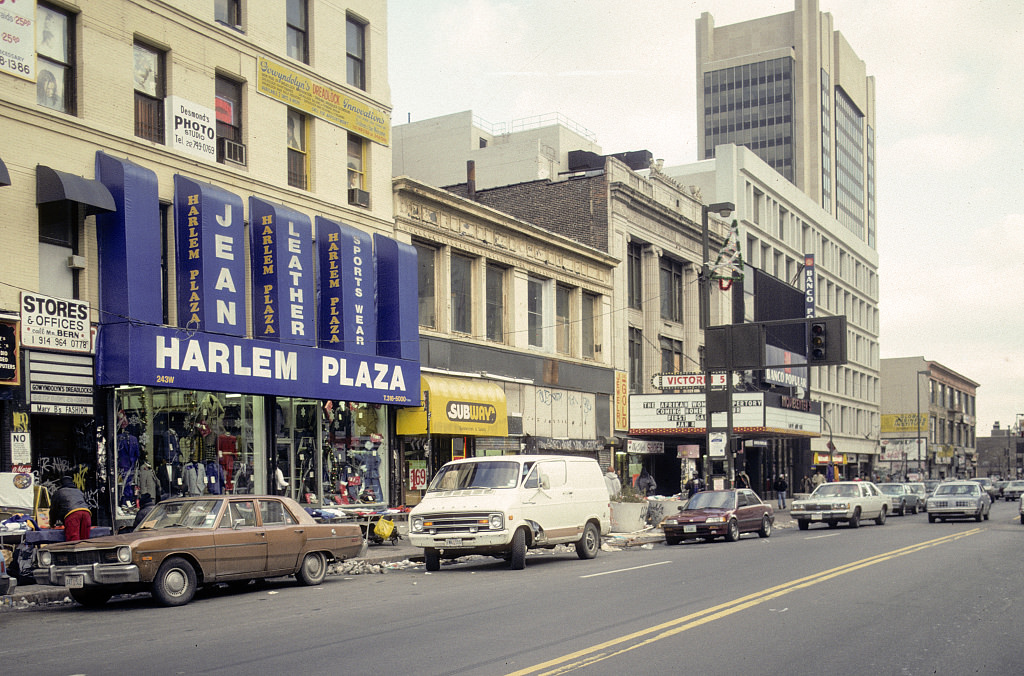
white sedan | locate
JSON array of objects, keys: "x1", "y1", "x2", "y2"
[{"x1": 790, "y1": 481, "x2": 889, "y2": 530}]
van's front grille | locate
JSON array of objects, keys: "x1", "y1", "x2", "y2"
[{"x1": 419, "y1": 512, "x2": 497, "y2": 534}]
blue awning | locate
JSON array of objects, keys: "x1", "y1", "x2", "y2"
[
  {"x1": 36, "y1": 164, "x2": 115, "y2": 213},
  {"x1": 0, "y1": 156, "x2": 9, "y2": 187}
]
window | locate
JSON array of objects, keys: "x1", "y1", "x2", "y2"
[
  {"x1": 215, "y1": 76, "x2": 245, "y2": 165},
  {"x1": 38, "y1": 202, "x2": 81, "y2": 299},
  {"x1": 555, "y1": 285, "x2": 571, "y2": 355},
  {"x1": 627, "y1": 242, "x2": 642, "y2": 309},
  {"x1": 628, "y1": 328, "x2": 643, "y2": 393},
  {"x1": 346, "y1": 15, "x2": 366, "y2": 90},
  {"x1": 36, "y1": 3, "x2": 74, "y2": 114},
  {"x1": 215, "y1": 0, "x2": 241, "y2": 28},
  {"x1": 415, "y1": 243, "x2": 436, "y2": 328},
  {"x1": 133, "y1": 42, "x2": 164, "y2": 143},
  {"x1": 660, "y1": 337, "x2": 683, "y2": 373},
  {"x1": 287, "y1": 109, "x2": 308, "y2": 189},
  {"x1": 659, "y1": 257, "x2": 684, "y2": 322},
  {"x1": 582, "y1": 292, "x2": 598, "y2": 359},
  {"x1": 286, "y1": 0, "x2": 308, "y2": 64},
  {"x1": 527, "y1": 277, "x2": 544, "y2": 348},
  {"x1": 258, "y1": 499, "x2": 295, "y2": 525},
  {"x1": 485, "y1": 264, "x2": 505, "y2": 343},
  {"x1": 450, "y1": 253, "x2": 473, "y2": 334},
  {"x1": 347, "y1": 134, "x2": 365, "y2": 190}
]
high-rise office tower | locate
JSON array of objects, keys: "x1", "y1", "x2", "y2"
[{"x1": 696, "y1": 0, "x2": 875, "y2": 247}]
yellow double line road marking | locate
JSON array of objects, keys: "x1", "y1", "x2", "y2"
[{"x1": 509, "y1": 528, "x2": 981, "y2": 675}]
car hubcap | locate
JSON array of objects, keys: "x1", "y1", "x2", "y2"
[{"x1": 165, "y1": 569, "x2": 187, "y2": 596}]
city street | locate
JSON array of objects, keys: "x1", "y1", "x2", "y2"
[{"x1": 2, "y1": 500, "x2": 1022, "y2": 675}]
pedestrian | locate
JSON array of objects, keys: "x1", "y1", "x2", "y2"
[
  {"x1": 735, "y1": 471, "x2": 750, "y2": 489},
  {"x1": 773, "y1": 475, "x2": 789, "y2": 509},
  {"x1": 129, "y1": 493, "x2": 156, "y2": 532},
  {"x1": 50, "y1": 475, "x2": 92, "y2": 541},
  {"x1": 604, "y1": 467, "x2": 622, "y2": 499},
  {"x1": 801, "y1": 474, "x2": 812, "y2": 494},
  {"x1": 812, "y1": 470, "x2": 825, "y2": 489}
]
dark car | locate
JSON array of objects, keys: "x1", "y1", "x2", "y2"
[
  {"x1": 661, "y1": 489, "x2": 774, "y2": 544},
  {"x1": 877, "y1": 483, "x2": 921, "y2": 515},
  {"x1": 33, "y1": 495, "x2": 363, "y2": 607}
]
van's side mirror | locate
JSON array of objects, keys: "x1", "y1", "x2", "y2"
[{"x1": 539, "y1": 474, "x2": 551, "y2": 490}]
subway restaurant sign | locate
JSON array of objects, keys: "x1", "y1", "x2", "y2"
[{"x1": 256, "y1": 57, "x2": 389, "y2": 146}]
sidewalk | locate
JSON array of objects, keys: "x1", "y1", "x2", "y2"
[{"x1": 2, "y1": 509, "x2": 796, "y2": 611}]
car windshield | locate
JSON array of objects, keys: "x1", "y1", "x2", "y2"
[
  {"x1": 878, "y1": 484, "x2": 903, "y2": 495},
  {"x1": 1009, "y1": 481, "x2": 1024, "y2": 488},
  {"x1": 934, "y1": 484, "x2": 979, "y2": 496},
  {"x1": 685, "y1": 492, "x2": 735, "y2": 510},
  {"x1": 427, "y1": 461, "x2": 522, "y2": 491},
  {"x1": 812, "y1": 484, "x2": 859, "y2": 498},
  {"x1": 140, "y1": 499, "x2": 224, "y2": 530}
]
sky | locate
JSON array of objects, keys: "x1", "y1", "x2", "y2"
[{"x1": 387, "y1": 0, "x2": 1024, "y2": 436}]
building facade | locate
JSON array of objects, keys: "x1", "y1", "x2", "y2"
[
  {"x1": 391, "y1": 177, "x2": 618, "y2": 505},
  {"x1": 0, "y1": 1, "x2": 411, "y2": 527},
  {"x1": 976, "y1": 422, "x2": 1023, "y2": 481},
  {"x1": 880, "y1": 357, "x2": 979, "y2": 480},
  {"x1": 697, "y1": 0, "x2": 876, "y2": 246}
]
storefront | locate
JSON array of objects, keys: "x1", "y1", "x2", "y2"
[
  {"x1": 91, "y1": 152, "x2": 421, "y2": 526},
  {"x1": 394, "y1": 373, "x2": 508, "y2": 506}
]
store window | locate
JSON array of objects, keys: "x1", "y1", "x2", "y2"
[
  {"x1": 346, "y1": 15, "x2": 366, "y2": 90},
  {"x1": 627, "y1": 242, "x2": 642, "y2": 309},
  {"x1": 215, "y1": 75, "x2": 245, "y2": 165},
  {"x1": 215, "y1": 0, "x2": 241, "y2": 29},
  {"x1": 451, "y1": 253, "x2": 473, "y2": 334},
  {"x1": 582, "y1": 291, "x2": 598, "y2": 359},
  {"x1": 38, "y1": 201, "x2": 80, "y2": 299},
  {"x1": 555, "y1": 284, "x2": 571, "y2": 355},
  {"x1": 528, "y1": 276, "x2": 544, "y2": 348},
  {"x1": 36, "y1": 3, "x2": 75, "y2": 114},
  {"x1": 287, "y1": 108, "x2": 308, "y2": 189},
  {"x1": 133, "y1": 42, "x2": 165, "y2": 144},
  {"x1": 485, "y1": 263, "x2": 505, "y2": 343}
]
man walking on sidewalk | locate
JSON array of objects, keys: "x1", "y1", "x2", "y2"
[{"x1": 773, "y1": 475, "x2": 789, "y2": 509}]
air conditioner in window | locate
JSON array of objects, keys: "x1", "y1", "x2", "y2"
[
  {"x1": 348, "y1": 188, "x2": 370, "y2": 208},
  {"x1": 67, "y1": 255, "x2": 86, "y2": 270},
  {"x1": 218, "y1": 137, "x2": 247, "y2": 165}
]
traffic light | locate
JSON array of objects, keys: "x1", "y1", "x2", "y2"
[{"x1": 805, "y1": 316, "x2": 847, "y2": 366}]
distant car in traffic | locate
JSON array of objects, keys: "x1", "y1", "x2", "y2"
[
  {"x1": 877, "y1": 483, "x2": 921, "y2": 515},
  {"x1": 927, "y1": 481, "x2": 991, "y2": 523},
  {"x1": 33, "y1": 495, "x2": 363, "y2": 607},
  {"x1": 1003, "y1": 480, "x2": 1024, "y2": 501},
  {"x1": 970, "y1": 477, "x2": 1000, "y2": 503},
  {"x1": 905, "y1": 482, "x2": 929, "y2": 511},
  {"x1": 789, "y1": 481, "x2": 889, "y2": 530},
  {"x1": 661, "y1": 489, "x2": 774, "y2": 544}
]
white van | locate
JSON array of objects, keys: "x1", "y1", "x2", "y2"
[{"x1": 408, "y1": 455, "x2": 611, "y2": 570}]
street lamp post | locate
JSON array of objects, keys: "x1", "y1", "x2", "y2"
[
  {"x1": 700, "y1": 202, "x2": 736, "y2": 488},
  {"x1": 916, "y1": 370, "x2": 930, "y2": 479}
]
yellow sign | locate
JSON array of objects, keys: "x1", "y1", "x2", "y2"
[
  {"x1": 813, "y1": 452, "x2": 846, "y2": 465},
  {"x1": 395, "y1": 375, "x2": 507, "y2": 436},
  {"x1": 256, "y1": 57, "x2": 390, "y2": 146},
  {"x1": 881, "y1": 414, "x2": 928, "y2": 434},
  {"x1": 615, "y1": 371, "x2": 628, "y2": 431}
]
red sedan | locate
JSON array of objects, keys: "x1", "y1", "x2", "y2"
[{"x1": 661, "y1": 489, "x2": 774, "y2": 544}]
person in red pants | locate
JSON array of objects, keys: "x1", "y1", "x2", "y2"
[{"x1": 50, "y1": 476, "x2": 92, "y2": 541}]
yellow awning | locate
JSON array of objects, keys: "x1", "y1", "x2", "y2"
[{"x1": 396, "y1": 374, "x2": 508, "y2": 436}]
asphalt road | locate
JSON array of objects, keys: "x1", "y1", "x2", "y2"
[{"x1": 3, "y1": 501, "x2": 1022, "y2": 676}]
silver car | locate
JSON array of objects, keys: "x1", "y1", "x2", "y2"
[
  {"x1": 877, "y1": 483, "x2": 921, "y2": 515},
  {"x1": 927, "y1": 481, "x2": 991, "y2": 523},
  {"x1": 1002, "y1": 480, "x2": 1024, "y2": 501}
]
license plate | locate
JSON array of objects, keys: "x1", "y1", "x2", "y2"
[
  {"x1": 65, "y1": 574, "x2": 85, "y2": 589},
  {"x1": 445, "y1": 538, "x2": 463, "y2": 547},
  {"x1": 811, "y1": 513, "x2": 822, "y2": 521},
  {"x1": 683, "y1": 525, "x2": 697, "y2": 533}
]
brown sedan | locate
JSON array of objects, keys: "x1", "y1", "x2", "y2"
[{"x1": 33, "y1": 495, "x2": 363, "y2": 607}]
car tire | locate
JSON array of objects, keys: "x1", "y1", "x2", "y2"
[
  {"x1": 509, "y1": 528, "x2": 527, "y2": 570},
  {"x1": 296, "y1": 551, "x2": 327, "y2": 586},
  {"x1": 928, "y1": 514, "x2": 936, "y2": 523},
  {"x1": 983, "y1": 510, "x2": 989, "y2": 521},
  {"x1": 151, "y1": 556, "x2": 197, "y2": 607},
  {"x1": 758, "y1": 515, "x2": 772, "y2": 538},
  {"x1": 897, "y1": 503, "x2": 905, "y2": 516},
  {"x1": 69, "y1": 588, "x2": 112, "y2": 607},
  {"x1": 875, "y1": 507, "x2": 887, "y2": 526},
  {"x1": 575, "y1": 522, "x2": 600, "y2": 560},
  {"x1": 911, "y1": 504, "x2": 918, "y2": 515},
  {"x1": 665, "y1": 536, "x2": 682, "y2": 546},
  {"x1": 797, "y1": 520, "x2": 809, "y2": 531},
  {"x1": 975, "y1": 511, "x2": 982, "y2": 522},
  {"x1": 725, "y1": 519, "x2": 740, "y2": 543},
  {"x1": 424, "y1": 548, "x2": 441, "y2": 572},
  {"x1": 849, "y1": 510, "x2": 861, "y2": 529},
  {"x1": 1020, "y1": 514, "x2": 1024, "y2": 525}
]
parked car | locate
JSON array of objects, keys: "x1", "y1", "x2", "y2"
[
  {"x1": 408, "y1": 455, "x2": 611, "y2": 571},
  {"x1": 970, "y1": 478, "x2": 1000, "y2": 503},
  {"x1": 877, "y1": 483, "x2": 921, "y2": 515},
  {"x1": 1019, "y1": 497, "x2": 1024, "y2": 524},
  {"x1": 1003, "y1": 480, "x2": 1024, "y2": 501},
  {"x1": 927, "y1": 481, "x2": 991, "y2": 523},
  {"x1": 906, "y1": 482, "x2": 929, "y2": 511},
  {"x1": 789, "y1": 481, "x2": 889, "y2": 530},
  {"x1": 661, "y1": 489, "x2": 774, "y2": 544},
  {"x1": 33, "y1": 495, "x2": 363, "y2": 607}
]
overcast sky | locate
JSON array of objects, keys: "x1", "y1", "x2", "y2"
[{"x1": 388, "y1": 0, "x2": 1024, "y2": 436}]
